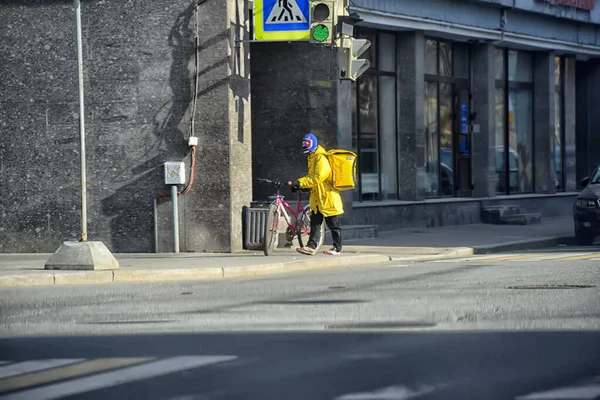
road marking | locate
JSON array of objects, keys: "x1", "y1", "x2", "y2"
[
  {"x1": 335, "y1": 384, "x2": 437, "y2": 400},
  {"x1": 436, "y1": 252, "x2": 600, "y2": 263},
  {"x1": 1, "y1": 356, "x2": 237, "y2": 400},
  {"x1": 552, "y1": 253, "x2": 600, "y2": 261},
  {"x1": 0, "y1": 358, "x2": 152, "y2": 394},
  {"x1": 0, "y1": 360, "x2": 84, "y2": 379},
  {"x1": 515, "y1": 382, "x2": 600, "y2": 399}
]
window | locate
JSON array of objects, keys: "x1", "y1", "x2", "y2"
[
  {"x1": 495, "y1": 49, "x2": 534, "y2": 194},
  {"x1": 421, "y1": 39, "x2": 470, "y2": 197},
  {"x1": 352, "y1": 30, "x2": 397, "y2": 201},
  {"x1": 591, "y1": 168, "x2": 600, "y2": 185},
  {"x1": 555, "y1": 56, "x2": 564, "y2": 191}
]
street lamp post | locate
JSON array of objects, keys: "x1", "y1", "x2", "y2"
[
  {"x1": 75, "y1": 0, "x2": 88, "y2": 242},
  {"x1": 44, "y1": 0, "x2": 119, "y2": 271}
]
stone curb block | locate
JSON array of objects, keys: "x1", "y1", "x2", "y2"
[
  {"x1": 222, "y1": 254, "x2": 392, "y2": 279},
  {"x1": 54, "y1": 271, "x2": 114, "y2": 286},
  {"x1": 0, "y1": 254, "x2": 391, "y2": 288},
  {"x1": 389, "y1": 247, "x2": 475, "y2": 262},
  {"x1": 113, "y1": 268, "x2": 224, "y2": 283},
  {"x1": 0, "y1": 274, "x2": 55, "y2": 288}
]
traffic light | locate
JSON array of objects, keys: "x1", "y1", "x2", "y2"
[
  {"x1": 310, "y1": 1, "x2": 335, "y2": 44},
  {"x1": 338, "y1": 37, "x2": 371, "y2": 81}
]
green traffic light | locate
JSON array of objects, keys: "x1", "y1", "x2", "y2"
[{"x1": 312, "y1": 24, "x2": 329, "y2": 42}]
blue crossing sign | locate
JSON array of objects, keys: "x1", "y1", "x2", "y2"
[{"x1": 253, "y1": 0, "x2": 311, "y2": 41}]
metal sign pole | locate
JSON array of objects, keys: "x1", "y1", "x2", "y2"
[{"x1": 75, "y1": 0, "x2": 88, "y2": 242}]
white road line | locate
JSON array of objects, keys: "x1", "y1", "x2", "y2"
[
  {"x1": 1, "y1": 356, "x2": 237, "y2": 400},
  {"x1": 335, "y1": 384, "x2": 437, "y2": 400},
  {"x1": 0, "y1": 359, "x2": 84, "y2": 379},
  {"x1": 515, "y1": 382, "x2": 600, "y2": 399}
]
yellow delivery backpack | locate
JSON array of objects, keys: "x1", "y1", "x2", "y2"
[{"x1": 326, "y1": 149, "x2": 357, "y2": 191}]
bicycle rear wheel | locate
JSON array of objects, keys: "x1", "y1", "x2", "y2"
[
  {"x1": 297, "y1": 206, "x2": 325, "y2": 251},
  {"x1": 263, "y1": 204, "x2": 279, "y2": 256}
]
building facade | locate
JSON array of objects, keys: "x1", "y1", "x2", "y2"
[{"x1": 1, "y1": 0, "x2": 600, "y2": 253}]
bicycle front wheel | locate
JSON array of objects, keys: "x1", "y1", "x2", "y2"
[
  {"x1": 297, "y1": 206, "x2": 325, "y2": 251},
  {"x1": 263, "y1": 204, "x2": 279, "y2": 256}
]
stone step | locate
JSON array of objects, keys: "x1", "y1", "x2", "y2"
[
  {"x1": 497, "y1": 213, "x2": 543, "y2": 225},
  {"x1": 481, "y1": 204, "x2": 522, "y2": 224}
]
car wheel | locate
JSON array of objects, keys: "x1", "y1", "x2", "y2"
[{"x1": 575, "y1": 230, "x2": 595, "y2": 246}]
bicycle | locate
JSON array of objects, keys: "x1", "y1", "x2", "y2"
[{"x1": 257, "y1": 178, "x2": 325, "y2": 256}]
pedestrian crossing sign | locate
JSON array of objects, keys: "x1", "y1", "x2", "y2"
[{"x1": 253, "y1": 0, "x2": 311, "y2": 41}]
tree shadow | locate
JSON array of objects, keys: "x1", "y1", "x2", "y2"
[{"x1": 100, "y1": 1, "x2": 219, "y2": 252}]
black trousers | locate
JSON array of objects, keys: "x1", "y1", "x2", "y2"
[{"x1": 307, "y1": 209, "x2": 342, "y2": 252}]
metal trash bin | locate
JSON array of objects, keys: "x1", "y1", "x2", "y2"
[{"x1": 242, "y1": 203, "x2": 270, "y2": 250}]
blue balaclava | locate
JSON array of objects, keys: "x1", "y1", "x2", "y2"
[{"x1": 302, "y1": 133, "x2": 318, "y2": 154}]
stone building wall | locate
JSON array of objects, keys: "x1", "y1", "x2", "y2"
[{"x1": 0, "y1": 0, "x2": 252, "y2": 253}]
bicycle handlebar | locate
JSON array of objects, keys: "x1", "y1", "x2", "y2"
[{"x1": 257, "y1": 178, "x2": 283, "y2": 186}]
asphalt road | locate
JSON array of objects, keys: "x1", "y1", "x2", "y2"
[{"x1": 0, "y1": 245, "x2": 599, "y2": 399}]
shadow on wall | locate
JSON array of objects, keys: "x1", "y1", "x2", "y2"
[{"x1": 99, "y1": 2, "x2": 200, "y2": 253}]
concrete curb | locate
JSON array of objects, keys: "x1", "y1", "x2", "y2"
[
  {"x1": 0, "y1": 254, "x2": 391, "y2": 288},
  {"x1": 388, "y1": 247, "x2": 475, "y2": 262},
  {"x1": 0, "y1": 236, "x2": 575, "y2": 288},
  {"x1": 472, "y1": 236, "x2": 575, "y2": 254}
]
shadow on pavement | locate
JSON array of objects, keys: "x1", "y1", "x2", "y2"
[{"x1": 0, "y1": 331, "x2": 599, "y2": 400}]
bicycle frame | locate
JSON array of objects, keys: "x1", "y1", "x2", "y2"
[{"x1": 269, "y1": 192, "x2": 309, "y2": 236}]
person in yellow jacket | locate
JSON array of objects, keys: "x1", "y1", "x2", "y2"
[{"x1": 288, "y1": 133, "x2": 344, "y2": 256}]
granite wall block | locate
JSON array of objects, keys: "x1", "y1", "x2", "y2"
[
  {"x1": 0, "y1": 0, "x2": 251, "y2": 253},
  {"x1": 250, "y1": 42, "x2": 338, "y2": 203},
  {"x1": 396, "y1": 31, "x2": 425, "y2": 201}
]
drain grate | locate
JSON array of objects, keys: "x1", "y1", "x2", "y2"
[{"x1": 507, "y1": 284, "x2": 596, "y2": 290}]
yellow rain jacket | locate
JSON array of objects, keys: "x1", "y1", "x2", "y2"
[{"x1": 297, "y1": 145, "x2": 344, "y2": 217}]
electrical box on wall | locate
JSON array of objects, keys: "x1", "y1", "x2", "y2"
[{"x1": 164, "y1": 162, "x2": 186, "y2": 185}]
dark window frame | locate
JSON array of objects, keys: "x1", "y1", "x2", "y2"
[
  {"x1": 353, "y1": 28, "x2": 398, "y2": 202},
  {"x1": 556, "y1": 56, "x2": 566, "y2": 192},
  {"x1": 495, "y1": 47, "x2": 535, "y2": 195}
]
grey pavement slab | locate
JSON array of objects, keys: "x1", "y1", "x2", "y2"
[
  {"x1": 353, "y1": 216, "x2": 574, "y2": 248},
  {"x1": 0, "y1": 217, "x2": 577, "y2": 287}
]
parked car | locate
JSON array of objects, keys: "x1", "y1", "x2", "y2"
[{"x1": 573, "y1": 166, "x2": 600, "y2": 245}]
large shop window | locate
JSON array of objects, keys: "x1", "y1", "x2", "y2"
[
  {"x1": 422, "y1": 39, "x2": 470, "y2": 198},
  {"x1": 554, "y1": 56, "x2": 576, "y2": 191},
  {"x1": 495, "y1": 49, "x2": 534, "y2": 194},
  {"x1": 352, "y1": 31, "x2": 397, "y2": 201}
]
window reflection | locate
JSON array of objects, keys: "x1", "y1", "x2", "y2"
[
  {"x1": 439, "y1": 42, "x2": 452, "y2": 77},
  {"x1": 495, "y1": 47, "x2": 534, "y2": 194},
  {"x1": 509, "y1": 89, "x2": 533, "y2": 193},
  {"x1": 508, "y1": 50, "x2": 533, "y2": 83},
  {"x1": 423, "y1": 82, "x2": 439, "y2": 197},
  {"x1": 494, "y1": 48, "x2": 504, "y2": 80},
  {"x1": 358, "y1": 75, "x2": 379, "y2": 200},
  {"x1": 555, "y1": 56, "x2": 563, "y2": 191},
  {"x1": 453, "y1": 43, "x2": 469, "y2": 78},
  {"x1": 495, "y1": 88, "x2": 509, "y2": 193},
  {"x1": 379, "y1": 75, "x2": 397, "y2": 200},
  {"x1": 439, "y1": 83, "x2": 454, "y2": 196},
  {"x1": 425, "y1": 39, "x2": 437, "y2": 75},
  {"x1": 564, "y1": 58, "x2": 576, "y2": 190}
]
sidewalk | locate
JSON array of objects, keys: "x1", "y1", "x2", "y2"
[{"x1": 0, "y1": 217, "x2": 575, "y2": 288}]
